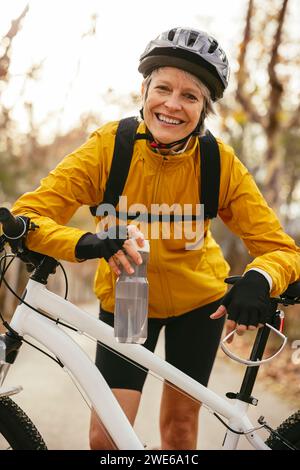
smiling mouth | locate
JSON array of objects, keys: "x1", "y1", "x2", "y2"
[{"x1": 155, "y1": 113, "x2": 184, "y2": 125}]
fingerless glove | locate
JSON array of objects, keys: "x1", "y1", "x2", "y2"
[
  {"x1": 222, "y1": 271, "x2": 271, "y2": 326},
  {"x1": 75, "y1": 226, "x2": 127, "y2": 261}
]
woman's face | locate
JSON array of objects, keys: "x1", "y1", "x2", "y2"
[{"x1": 142, "y1": 67, "x2": 204, "y2": 144}]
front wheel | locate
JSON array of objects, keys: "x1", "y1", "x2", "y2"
[
  {"x1": 265, "y1": 410, "x2": 300, "y2": 450},
  {"x1": 0, "y1": 396, "x2": 47, "y2": 450}
]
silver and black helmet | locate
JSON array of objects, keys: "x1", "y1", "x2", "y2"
[{"x1": 138, "y1": 27, "x2": 230, "y2": 101}]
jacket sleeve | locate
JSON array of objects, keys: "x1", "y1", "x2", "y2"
[
  {"x1": 11, "y1": 132, "x2": 107, "y2": 262},
  {"x1": 217, "y1": 142, "x2": 300, "y2": 296}
]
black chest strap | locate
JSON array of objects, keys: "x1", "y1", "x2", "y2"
[
  {"x1": 102, "y1": 116, "x2": 140, "y2": 209},
  {"x1": 89, "y1": 117, "x2": 220, "y2": 220},
  {"x1": 199, "y1": 129, "x2": 220, "y2": 219}
]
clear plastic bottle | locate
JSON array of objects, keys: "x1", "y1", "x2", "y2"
[{"x1": 114, "y1": 239, "x2": 150, "y2": 344}]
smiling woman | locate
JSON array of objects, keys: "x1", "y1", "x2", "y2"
[
  {"x1": 138, "y1": 27, "x2": 228, "y2": 151},
  {"x1": 141, "y1": 67, "x2": 208, "y2": 147},
  {"x1": 11, "y1": 25, "x2": 300, "y2": 451}
]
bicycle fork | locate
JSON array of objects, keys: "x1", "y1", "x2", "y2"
[{"x1": 0, "y1": 331, "x2": 23, "y2": 398}]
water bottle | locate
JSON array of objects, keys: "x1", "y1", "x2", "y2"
[
  {"x1": 0, "y1": 335, "x2": 6, "y2": 364},
  {"x1": 114, "y1": 238, "x2": 150, "y2": 344}
]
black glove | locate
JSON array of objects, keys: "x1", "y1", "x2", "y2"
[
  {"x1": 222, "y1": 271, "x2": 271, "y2": 327},
  {"x1": 75, "y1": 226, "x2": 127, "y2": 261}
]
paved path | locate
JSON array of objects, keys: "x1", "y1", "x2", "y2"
[{"x1": 4, "y1": 302, "x2": 298, "y2": 450}]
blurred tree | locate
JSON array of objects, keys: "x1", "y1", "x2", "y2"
[
  {"x1": 0, "y1": 5, "x2": 29, "y2": 201},
  {"x1": 214, "y1": 0, "x2": 300, "y2": 267},
  {"x1": 0, "y1": 6, "x2": 31, "y2": 317},
  {"x1": 219, "y1": 0, "x2": 300, "y2": 215},
  {"x1": 0, "y1": 5, "x2": 29, "y2": 81},
  {"x1": 0, "y1": 8, "x2": 101, "y2": 314},
  {"x1": 213, "y1": 0, "x2": 300, "y2": 337}
]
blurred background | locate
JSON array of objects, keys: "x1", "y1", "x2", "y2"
[{"x1": 0, "y1": 0, "x2": 299, "y2": 406}]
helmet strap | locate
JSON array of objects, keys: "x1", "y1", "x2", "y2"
[
  {"x1": 135, "y1": 124, "x2": 200, "y2": 150},
  {"x1": 137, "y1": 110, "x2": 204, "y2": 150}
]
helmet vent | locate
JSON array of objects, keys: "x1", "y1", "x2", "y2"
[
  {"x1": 168, "y1": 29, "x2": 176, "y2": 41},
  {"x1": 187, "y1": 31, "x2": 198, "y2": 47},
  {"x1": 208, "y1": 39, "x2": 218, "y2": 53}
]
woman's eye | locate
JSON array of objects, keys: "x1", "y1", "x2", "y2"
[
  {"x1": 156, "y1": 85, "x2": 169, "y2": 92},
  {"x1": 185, "y1": 94, "x2": 198, "y2": 101}
]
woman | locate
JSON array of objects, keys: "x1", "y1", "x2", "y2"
[{"x1": 12, "y1": 27, "x2": 300, "y2": 450}]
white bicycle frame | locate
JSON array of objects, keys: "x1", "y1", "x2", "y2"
[{"x1": 1, "y1": 278, "x2": 271, "y2": 450}]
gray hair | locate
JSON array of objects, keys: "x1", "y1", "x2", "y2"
[{"x1": 142, "y1": 67, "x2": 215, "y2": 134}]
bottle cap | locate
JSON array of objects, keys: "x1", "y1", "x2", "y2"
[
  {"x1": 127, "y1": 225, "x2": 150, "y2": 253},
  {"x1": 129, "y1": 237, "x2": 150, "y2": 253}
]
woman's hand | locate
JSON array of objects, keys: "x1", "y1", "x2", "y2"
[
  {"x1": 108, "y1": 225, "x2": 145, "y2": 276},
  {"x1": 210, "y1": 271, "x2": 271, "y2": 343},
  {"x1": 75, "y1": 225, "x2": 145, "y2": 275}
]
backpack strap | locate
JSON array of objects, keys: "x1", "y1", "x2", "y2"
[
  {"x1": 90, "y1": 119, "x2": 221, "y2": 220},
  {"x1": 89, "y1": 117, "x2": 139, "y2": 216},
  {"x1": 199, "y1": 130, "x2": 220, "y2": 219}
]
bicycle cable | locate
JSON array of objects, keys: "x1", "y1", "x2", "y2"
[
  {"x1": 0, "y1": 253, "x2": 16, "y2": 326},
  {"x1": 57, "y1": 260, "x2": 68, "y2": 300},
  {"x1": 0, "y1": 253, "x2": 76, "y2": 331},
  {"x1": 213, "y1": 412, "x2": 265, "y2": 435},
  {"x1": 0, "y1": 253, "x2": 77, "y2": 366},
  {"x1": 213, "y1": 413, "x2": 298, "y2": 448}
]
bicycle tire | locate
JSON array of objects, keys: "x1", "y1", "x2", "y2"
[
  {"x1": 265, "y1": 410, "x2": 300, "y2": 450},
  {"x1": 0, "y1": 396, "x2": 47, "y2": 450}
]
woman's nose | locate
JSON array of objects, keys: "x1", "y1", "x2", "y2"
[{"x1": 164, "y1": 93, "x2": 182, "y2": 110}]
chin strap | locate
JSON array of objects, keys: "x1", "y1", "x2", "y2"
[
  {"x1": 135, "y1": 132, "x2": 196, "y2": 150},
  {"x1": 137, "y1": 108, "x2": 201, "y2": 150}
]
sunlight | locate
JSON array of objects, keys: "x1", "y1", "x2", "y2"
[{"x1": 1, "y1": 0, "x2": 247, "y2": 138}]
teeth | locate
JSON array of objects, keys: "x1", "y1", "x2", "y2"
[{"x1": 158, "y1": 114, "x2": 182, "y2": 125}]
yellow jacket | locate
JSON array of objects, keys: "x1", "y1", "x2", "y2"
[{"x1": 12, "y1": 121, "x2": 300, "y2": 317}]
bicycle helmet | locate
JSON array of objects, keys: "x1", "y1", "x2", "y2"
[{"x1": 138, "y1": 27, "x2": 230, "y2": 101}]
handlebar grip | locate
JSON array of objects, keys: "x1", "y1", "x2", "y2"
[{"x1": 0, "y1": 207, "x2": 26, "y2": 239}]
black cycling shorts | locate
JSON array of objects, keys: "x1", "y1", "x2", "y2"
[{"x1": 95, "y1": 299, "x2": 224, "y2": 392}]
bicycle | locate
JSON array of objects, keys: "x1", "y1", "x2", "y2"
[{"x1": 0, "y1": 207, "x2": 299, "y2": 450}]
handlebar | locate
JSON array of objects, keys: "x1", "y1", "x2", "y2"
[
  {"x1": 0, "y1": 207, "x2": 27, "y2": 239},
  {"x1": 0, "y1": 207, "x2": 58, "y2": 282}
]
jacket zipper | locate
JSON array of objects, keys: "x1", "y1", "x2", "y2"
[{"x1": 151, "y1": 157, "x2": 174, "y2": 316}]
